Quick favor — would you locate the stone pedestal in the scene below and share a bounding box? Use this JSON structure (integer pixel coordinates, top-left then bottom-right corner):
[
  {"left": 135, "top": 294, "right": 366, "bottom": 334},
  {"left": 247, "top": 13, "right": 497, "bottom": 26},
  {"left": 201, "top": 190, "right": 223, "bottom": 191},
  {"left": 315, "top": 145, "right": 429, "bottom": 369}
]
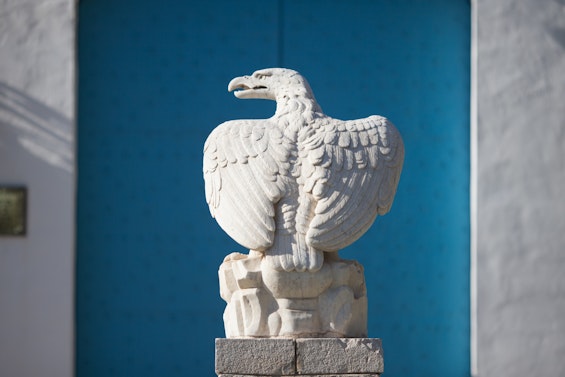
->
[
  {"left": 220, "top": 252, "right": 368, "bottom": 338},
  {"left": 215, "top": 338, "right": 384, "bottom": 377}
]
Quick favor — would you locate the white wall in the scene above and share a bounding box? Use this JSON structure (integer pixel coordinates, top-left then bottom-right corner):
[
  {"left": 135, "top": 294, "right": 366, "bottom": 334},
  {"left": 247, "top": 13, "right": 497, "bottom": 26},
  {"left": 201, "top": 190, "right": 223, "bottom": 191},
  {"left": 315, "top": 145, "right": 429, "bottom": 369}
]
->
[
  {"left": 0, "top": 1, "right": 76, "bottom": 376},
  {"left": 476, "top": 0, "right": 565, "bottom": 375}
]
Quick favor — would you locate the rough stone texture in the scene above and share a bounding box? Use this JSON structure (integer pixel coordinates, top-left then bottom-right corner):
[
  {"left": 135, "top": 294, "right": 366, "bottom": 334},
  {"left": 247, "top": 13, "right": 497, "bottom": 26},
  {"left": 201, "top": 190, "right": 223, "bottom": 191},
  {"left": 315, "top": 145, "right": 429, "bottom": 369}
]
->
[
  {"left": 215, "top": 338, "right": 295, "bottom": 376},
  {"left": 476, "top": 0, "right": 565, "bottom": 376},
  {"left": 216, "top": 338, "right": 383, "bottom": 376},
  {"left": 219, "top": 375, "right": 380, "bottom": 377},
  {"left": 296, "top": 338, "right": 383, "bottom": 374}
]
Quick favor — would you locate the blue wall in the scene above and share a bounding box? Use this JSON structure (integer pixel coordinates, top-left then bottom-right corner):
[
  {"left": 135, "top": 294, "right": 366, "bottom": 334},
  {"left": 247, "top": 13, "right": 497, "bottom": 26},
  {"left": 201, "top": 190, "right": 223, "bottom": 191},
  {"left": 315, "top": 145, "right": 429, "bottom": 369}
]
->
[{"left": 77, "top": 1, "right": 470, "bottom": 376}]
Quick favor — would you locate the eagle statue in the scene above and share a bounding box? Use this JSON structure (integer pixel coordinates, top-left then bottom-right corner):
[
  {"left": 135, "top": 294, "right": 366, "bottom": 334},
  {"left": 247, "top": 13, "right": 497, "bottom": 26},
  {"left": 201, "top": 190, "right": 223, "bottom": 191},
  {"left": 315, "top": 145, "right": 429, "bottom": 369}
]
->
[{"left": 204, "top": 68, "right": 404, "bottom": 273}]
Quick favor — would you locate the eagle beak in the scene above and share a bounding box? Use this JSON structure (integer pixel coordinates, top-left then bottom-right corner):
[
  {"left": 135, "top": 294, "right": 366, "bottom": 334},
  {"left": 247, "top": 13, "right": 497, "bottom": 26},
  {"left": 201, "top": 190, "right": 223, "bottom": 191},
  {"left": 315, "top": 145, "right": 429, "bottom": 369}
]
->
[{"left": 228, "top": 75, "right": 274, "bottom": 100}]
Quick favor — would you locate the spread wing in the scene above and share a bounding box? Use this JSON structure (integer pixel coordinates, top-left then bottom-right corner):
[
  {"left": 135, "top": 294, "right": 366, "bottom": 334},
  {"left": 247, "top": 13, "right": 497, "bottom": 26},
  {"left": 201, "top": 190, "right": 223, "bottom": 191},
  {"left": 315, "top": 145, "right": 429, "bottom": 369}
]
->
[
  {"left": 302, "top": 115, "right": 404, "bottom": 251},
  {"left": 203, "top": 119, "right": 290, "bottom": 250}
]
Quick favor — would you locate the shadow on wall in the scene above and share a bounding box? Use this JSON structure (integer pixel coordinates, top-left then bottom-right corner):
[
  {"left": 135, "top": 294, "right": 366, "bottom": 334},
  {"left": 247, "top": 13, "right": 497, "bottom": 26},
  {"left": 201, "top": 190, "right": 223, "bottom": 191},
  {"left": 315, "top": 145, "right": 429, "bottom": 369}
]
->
[{"left": 0, "top": 82, "right": 73, "bottom": 174}]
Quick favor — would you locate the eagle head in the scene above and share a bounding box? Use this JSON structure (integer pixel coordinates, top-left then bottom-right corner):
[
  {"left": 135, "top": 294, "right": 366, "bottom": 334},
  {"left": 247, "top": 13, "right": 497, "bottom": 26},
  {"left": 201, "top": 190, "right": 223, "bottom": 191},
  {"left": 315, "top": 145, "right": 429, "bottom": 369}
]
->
[{"left": 228, "top": 68, "right": 314, "bottom": 101}]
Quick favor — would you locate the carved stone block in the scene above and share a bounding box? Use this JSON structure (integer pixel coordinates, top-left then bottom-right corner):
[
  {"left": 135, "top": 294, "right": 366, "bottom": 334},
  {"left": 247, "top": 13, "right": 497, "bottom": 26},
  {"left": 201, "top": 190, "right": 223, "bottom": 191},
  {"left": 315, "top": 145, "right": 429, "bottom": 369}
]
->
[
  {"left": 219, "top": 253, "right": 368, "bottom": 338},
  {"left": 215, "top": 338, "right": 383, "bottom": 376},
  {"left": 296, "top": 338, "right": 384, "bottom": 374},
  {"left": 215, "top": 338, "right": 295, "bottom": 376},
  {"left": 219, "top": 375, "right": 380, "bottom": 377}
]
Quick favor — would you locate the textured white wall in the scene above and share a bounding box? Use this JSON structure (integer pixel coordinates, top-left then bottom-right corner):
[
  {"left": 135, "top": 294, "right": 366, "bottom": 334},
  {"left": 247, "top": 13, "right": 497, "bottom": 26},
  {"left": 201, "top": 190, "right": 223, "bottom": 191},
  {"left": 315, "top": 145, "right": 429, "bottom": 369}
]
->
[
  {"left": 0, "top": 1, "right": 75, "bottom": 376},
  {"left": 476, "top": 0, "right": 565, "bottom": 375}
]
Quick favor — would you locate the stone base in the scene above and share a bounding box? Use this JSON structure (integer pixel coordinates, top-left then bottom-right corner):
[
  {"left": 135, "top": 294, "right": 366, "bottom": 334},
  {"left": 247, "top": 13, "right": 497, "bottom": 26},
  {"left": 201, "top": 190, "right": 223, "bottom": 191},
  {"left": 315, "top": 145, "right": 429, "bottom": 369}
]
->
[
  {"left": 215, "top": 338, "right": 383, "bottom": 376},
  {"left": 220, "top": 252, "right": 368, "bottom": 338}
]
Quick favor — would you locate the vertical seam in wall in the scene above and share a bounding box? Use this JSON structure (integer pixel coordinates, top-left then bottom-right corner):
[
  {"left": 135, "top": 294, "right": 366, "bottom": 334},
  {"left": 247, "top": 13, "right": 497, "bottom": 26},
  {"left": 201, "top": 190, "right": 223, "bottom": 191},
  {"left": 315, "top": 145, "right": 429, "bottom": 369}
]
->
[
  {"left": 293, "top": 339, "right": 297, "bottom": 375},
  {"left": 470, "top": 0, "right": 479, "bottom": 376},
  {"left": 277, "top": 0, "right": 285, "bottom": 67}
]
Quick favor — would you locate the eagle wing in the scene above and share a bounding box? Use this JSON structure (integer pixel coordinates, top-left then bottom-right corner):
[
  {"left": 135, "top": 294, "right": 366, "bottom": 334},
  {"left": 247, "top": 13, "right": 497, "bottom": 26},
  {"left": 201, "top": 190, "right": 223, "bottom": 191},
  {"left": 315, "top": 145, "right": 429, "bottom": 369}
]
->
[
  {"left": 302, "top": 115, "right": 404, "bottom": 251},
  {"left": 203, "top": 119, "right": 290, "bottom": 250}
]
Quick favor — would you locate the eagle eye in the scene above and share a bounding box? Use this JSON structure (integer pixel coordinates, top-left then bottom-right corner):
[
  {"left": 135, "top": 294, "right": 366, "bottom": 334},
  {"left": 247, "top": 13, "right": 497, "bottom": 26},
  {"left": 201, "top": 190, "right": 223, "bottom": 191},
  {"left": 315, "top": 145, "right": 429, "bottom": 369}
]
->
[{"left": 254, "top": 72, "right": 272, "bottom": 79}]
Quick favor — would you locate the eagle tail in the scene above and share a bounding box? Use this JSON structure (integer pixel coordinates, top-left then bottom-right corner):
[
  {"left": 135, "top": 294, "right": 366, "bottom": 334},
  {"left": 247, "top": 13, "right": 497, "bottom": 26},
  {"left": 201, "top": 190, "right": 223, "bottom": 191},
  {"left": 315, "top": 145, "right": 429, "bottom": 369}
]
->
[{"left": 264, "top": 232, "right": 323, "bottom": 272}]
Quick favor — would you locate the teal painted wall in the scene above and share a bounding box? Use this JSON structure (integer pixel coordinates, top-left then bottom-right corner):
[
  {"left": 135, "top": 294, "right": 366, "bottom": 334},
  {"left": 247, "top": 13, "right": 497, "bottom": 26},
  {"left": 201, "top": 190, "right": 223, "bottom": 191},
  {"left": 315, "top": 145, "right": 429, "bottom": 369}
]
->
[{"left": 77, "top": 1, "right": 470, "bottom": 376}]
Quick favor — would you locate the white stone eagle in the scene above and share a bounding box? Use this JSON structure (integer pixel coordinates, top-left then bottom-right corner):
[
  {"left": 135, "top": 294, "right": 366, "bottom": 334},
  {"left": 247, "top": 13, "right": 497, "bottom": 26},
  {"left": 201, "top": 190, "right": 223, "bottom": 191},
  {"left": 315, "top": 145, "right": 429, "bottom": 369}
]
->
[{"left": 204, "top": 68, "right": 404, "bottom": 273}]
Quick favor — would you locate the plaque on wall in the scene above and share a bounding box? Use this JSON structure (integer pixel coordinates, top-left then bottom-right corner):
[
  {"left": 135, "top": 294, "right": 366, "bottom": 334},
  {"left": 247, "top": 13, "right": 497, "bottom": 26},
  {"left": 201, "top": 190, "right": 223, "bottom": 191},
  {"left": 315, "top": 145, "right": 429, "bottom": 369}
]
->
[{"left": 0, "top": 187, "right": 27, "bottom": 236}]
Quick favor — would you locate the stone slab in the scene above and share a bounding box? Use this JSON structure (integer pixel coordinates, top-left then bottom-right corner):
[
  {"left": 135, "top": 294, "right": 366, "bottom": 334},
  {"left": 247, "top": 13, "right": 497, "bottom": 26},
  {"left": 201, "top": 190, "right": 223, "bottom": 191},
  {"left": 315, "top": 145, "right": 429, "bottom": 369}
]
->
[
  {"left": 215, "top": 338, "right": 295, "bottom": 376},
  {"left": 296, "top": 338, "right": 384, "bottom": 374},
  {"left": 219, "top": 375, "right": 380, "bottom": 377}
]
